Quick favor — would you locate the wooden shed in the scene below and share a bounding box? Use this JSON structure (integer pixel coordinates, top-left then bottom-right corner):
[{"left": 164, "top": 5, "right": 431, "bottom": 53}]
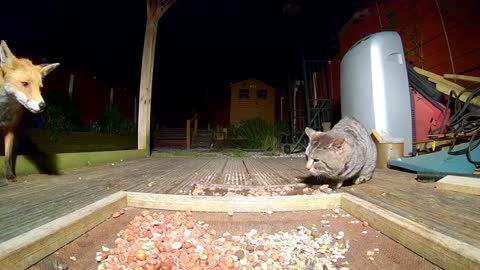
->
[{"left": 229, "top": 79, "right": 275, "bottom": 125}]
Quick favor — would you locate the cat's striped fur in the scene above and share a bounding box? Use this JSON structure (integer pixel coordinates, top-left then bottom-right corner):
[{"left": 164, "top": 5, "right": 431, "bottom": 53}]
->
[{"left": 305, "top": 116, "right": 377, "bottom": 189}]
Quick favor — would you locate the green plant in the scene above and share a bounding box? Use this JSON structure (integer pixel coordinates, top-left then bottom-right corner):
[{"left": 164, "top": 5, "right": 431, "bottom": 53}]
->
[
  {"left": 99, "top": 104, "right": 135, "bottom": 135},
  {"left": 235, "top": 118, "right": 288, "bottom": 152},
  {"left": 44, "top": 91, "right": 79, "bottom": 141}
]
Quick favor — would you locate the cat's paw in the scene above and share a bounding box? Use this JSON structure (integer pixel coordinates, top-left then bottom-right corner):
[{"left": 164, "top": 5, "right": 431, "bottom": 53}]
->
[
  {"left": 354, "top": 176, "right": 370, "bottom": 185},
  {"left": 335, "top": 181, "right": 344, "bottom": 189}
]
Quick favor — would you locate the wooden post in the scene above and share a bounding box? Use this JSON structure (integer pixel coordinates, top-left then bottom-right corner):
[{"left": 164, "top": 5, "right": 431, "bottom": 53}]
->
[
  {"left": 68, "top": 74, "right": 75, "bottom": 100},
  {"left": 186, "top": 119, "right": 191, "bottom": 150},
  {"left": 137, "top": 0, "right": 176, "bottom": 152},
  {"left": 134, "top": 97, "right": 138, "bottom": 124},
  {"left": 109, "top": 88, "right": 114, "bottom": 106},
  {"left": 194, "top": 117, "right": 198, "bottom": 136}
]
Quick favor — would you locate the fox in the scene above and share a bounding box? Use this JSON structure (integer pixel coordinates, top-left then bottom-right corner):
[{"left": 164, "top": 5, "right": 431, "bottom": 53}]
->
[{"left": 0, "top": 40, "right": 59, "bottom": 183}]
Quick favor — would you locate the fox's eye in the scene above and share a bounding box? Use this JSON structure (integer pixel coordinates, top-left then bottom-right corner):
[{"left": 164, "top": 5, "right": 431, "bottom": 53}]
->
[
  {"left": 313, "top": 158, "right": 320, "bottom": 162},
  {"left": 21, "top": 82, "right": 29, "bottom": 87}
]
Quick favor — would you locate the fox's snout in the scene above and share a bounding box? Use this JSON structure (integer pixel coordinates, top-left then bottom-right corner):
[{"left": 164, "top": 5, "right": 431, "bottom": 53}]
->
[
  {"left": 4, "top": 83, "right": 46, "bottom": 113},
  {"left": 25, "top": 100, "right": 46, "bottom": 114}
]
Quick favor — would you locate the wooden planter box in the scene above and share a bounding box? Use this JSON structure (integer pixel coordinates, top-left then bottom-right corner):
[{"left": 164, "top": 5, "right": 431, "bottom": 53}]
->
[{"left": 0, "top": 192, "right": 478, "bottom": 270}]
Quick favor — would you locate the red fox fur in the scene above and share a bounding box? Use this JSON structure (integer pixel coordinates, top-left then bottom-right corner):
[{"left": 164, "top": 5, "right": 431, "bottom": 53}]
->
[{"left": 0, "top": 40, "right": 59, "bottom": 182}]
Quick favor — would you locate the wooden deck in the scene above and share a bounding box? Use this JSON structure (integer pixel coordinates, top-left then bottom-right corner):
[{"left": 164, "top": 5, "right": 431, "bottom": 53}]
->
[{"left": 1, "top": 154, "right": 479, "bottom": 253}]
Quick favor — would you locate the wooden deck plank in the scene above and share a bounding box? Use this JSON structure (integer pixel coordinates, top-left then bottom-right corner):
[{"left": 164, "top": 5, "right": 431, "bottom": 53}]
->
[
  {"left": 341, "top": 193, "right": 480, "bottom": 270},
  {"left": 174, "top": 158, "right": 228, "bottom": 194},
  {"left": 243, "top": 159, "right": 289, "bottom": 185},
  {"left": 0, "top": 157, "right": 211, "bottom": 242},
  {"left": 436, "top": 175, "right": 480, "bottom": 195},
  {"left": 249, "top": 158, "right": 309, "bottom": 184},
  {"left": 222, "top": 159, "right": 252, "bottom": 185},
  {"left": 0, "top": 192, "right": 128, "bottom": 270},
  {"left": 344, "top": 168, "right": 480, "bottom": 248},
  {"left": 141, "top": 158, "right": 214, "bottom": 194}
]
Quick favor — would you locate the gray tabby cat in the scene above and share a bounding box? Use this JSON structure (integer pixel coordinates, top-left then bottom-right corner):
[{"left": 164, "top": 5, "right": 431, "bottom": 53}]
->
[{"left": 305, "top": 116, "right": 377, "bottom": 189}]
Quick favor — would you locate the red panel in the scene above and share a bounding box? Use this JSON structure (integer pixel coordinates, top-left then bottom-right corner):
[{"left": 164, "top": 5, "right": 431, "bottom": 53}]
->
[
  {"left": 331, "top": 0, "right": 480, "bottom": 109},
  {"left": 412, "top": 89, "right": 450, "bottom": 142}
]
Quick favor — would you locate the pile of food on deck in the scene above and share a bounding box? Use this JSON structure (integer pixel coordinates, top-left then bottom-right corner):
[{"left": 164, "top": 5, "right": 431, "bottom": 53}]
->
[{"left": 96, "top": 210, "right": 350, "bottom": 270}]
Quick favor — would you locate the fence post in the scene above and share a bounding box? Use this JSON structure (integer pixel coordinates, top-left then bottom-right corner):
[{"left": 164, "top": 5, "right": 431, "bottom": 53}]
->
[
  {"left": 186, "top": 119, "right": 191, "bottom": 150},
  {"left": 194, "top": 117, "right": 198, "bottom": 137}
]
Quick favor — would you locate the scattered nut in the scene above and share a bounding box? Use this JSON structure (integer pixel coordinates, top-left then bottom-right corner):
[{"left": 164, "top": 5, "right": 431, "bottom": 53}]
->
[
  {"left": 95, "top": 209, "right": 352, "bottom": 269},
  {"left": 135, "top": 249, "right": 147, "bottom": 261}
]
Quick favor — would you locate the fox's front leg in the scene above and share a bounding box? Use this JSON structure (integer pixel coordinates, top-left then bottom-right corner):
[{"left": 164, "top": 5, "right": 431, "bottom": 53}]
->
[{"left": 4, "top": 131, "right": 16, "bottom": 181}]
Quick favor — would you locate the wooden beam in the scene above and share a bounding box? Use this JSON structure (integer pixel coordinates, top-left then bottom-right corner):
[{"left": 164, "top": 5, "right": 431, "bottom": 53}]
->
[
  {"left": 0, "top": 192, "right": 127, "bottom": 269},
  {"left": 414, "top": 66, "right": 465, "bottom": 92},
  {"left": 436, "top": 175, "right": 480, "bottom": 195},
  {"left": 126, "top": 192, "right": 342, "bottom": 212},
  {"left": 435, "top": 82, "right": 480, "bottom": 107},
  {"left": 194, "top": 117, "right": 198, "bottom": 136},
  {"left": 341, "top": 193, "right": 480, "bottom": 270},
  {"left": 137, "top": 0, "right": 176, "bottom": 152},
  {"left": 413, "top": 65, "right": 480, "bottom": 107},
  {"left": 444, "top": 74, "right": 480, "bottom": 83}
]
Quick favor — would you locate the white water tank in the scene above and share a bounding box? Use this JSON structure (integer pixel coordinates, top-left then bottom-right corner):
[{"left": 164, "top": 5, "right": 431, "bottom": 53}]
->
[{"left": 340, "top": 31, "right": 413, "bottom": 156}]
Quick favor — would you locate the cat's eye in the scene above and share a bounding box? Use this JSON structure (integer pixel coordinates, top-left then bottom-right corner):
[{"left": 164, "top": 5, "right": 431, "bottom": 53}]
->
[
  {"left": 313, "top": 158, "right": 320, "bottom": 162},
  {"left": 22, "top": 81, "right": 29, "bottom": 87}
]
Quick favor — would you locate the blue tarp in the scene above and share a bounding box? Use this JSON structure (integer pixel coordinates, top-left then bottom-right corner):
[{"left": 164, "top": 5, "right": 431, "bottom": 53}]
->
[{"left": 387, "top": 143, "right": 479, "bottom": 174}]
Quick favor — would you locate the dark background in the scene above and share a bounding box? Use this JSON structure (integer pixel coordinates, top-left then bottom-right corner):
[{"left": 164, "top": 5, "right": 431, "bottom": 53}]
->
[{"left": 0, "top": 0, "right": 365, "bottom": 124}]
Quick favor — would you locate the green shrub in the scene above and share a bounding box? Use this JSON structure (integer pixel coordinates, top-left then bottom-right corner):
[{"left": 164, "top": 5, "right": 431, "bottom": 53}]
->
[
  {"left": 235, "top": 118, "right": 288, "bottom": 152},
  {"left": 44, "top": 91, "right": 80, "bottom": 141},
  {"left": 98, "top": 104, "right": 135, "bottom": 135}
]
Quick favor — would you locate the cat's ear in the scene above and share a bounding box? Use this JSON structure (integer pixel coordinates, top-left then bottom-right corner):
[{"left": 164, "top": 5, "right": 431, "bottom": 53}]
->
[
  {"left": 305, "top": 127, "right": 321, "bottom": 140},
  {"left": 331, "top": 138, "right": 345, "bottom": 149}
]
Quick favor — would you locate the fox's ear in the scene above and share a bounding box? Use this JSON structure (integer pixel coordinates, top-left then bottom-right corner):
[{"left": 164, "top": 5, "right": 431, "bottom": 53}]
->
[
  {"left": 0, "top": 40, "right": 15, "bottom": 65},
  {"left": 40, "top": 63, "right": 60, "bottom": 77}
]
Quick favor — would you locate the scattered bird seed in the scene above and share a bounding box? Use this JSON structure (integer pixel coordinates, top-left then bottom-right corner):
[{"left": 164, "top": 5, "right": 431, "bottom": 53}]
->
[{"left": 96, "top": 210, "right": 351, "bottom": 269}]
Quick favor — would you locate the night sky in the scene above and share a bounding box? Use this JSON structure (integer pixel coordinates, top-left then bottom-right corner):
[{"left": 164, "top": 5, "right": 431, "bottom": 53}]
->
[{"left": 1, "top": 0, "right": 363, "bottom": 121}]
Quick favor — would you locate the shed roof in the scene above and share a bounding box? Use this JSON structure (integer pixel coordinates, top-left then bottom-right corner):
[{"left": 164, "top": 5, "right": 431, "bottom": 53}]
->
[{"left": 230, "top": 79, "right": 273, "bottom": 88}]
